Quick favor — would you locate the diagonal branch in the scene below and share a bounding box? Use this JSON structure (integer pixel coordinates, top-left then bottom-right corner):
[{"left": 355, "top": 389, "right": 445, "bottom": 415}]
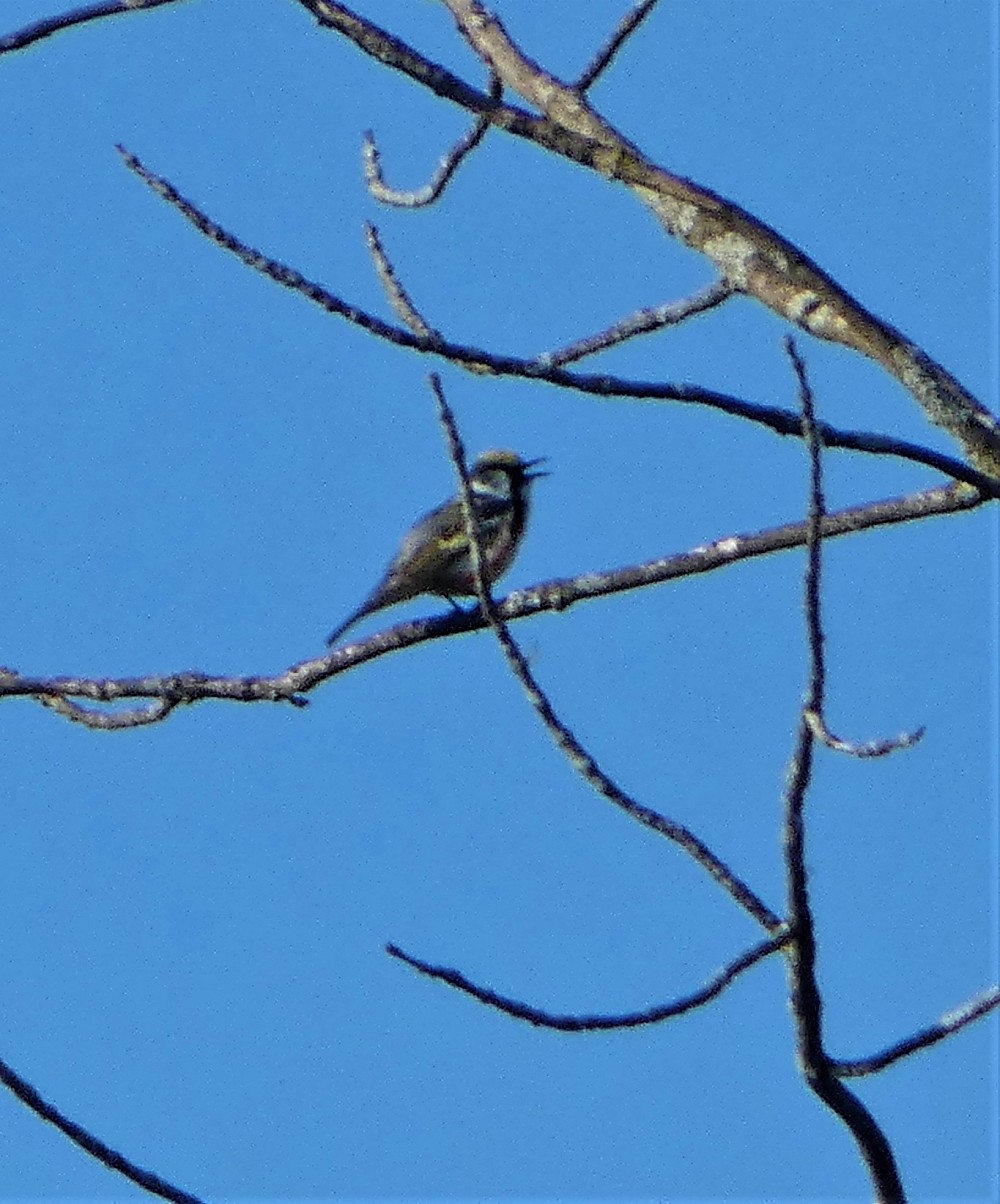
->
[
  {"left": 293, "top": 0, "right": 1000, "bottom": 476},
  {"left": 433, "top": 373, "right": 783, "bottom": 934},
  {"left": 438, "top": 0, "right": 1000, "bottom": 477},
  {"left": 0, "top": 1052, "right": 205, "bottom": 1204},
  {"left": 364, "top": 222, "right": 440, "bottom": 338},
  {"left": 114, "top": 146, "right": 1000, "bottom": 497},
  {"left": 575, "top": 0, "right": 662, "bottom": 93},
  {"left": 833, "top": 986, "right": 1000, "bottom": 1077},
  {"left": 0, "top": 480, "right": 985, "bottom": 728},
  {"left": 537, "top": 279, "right": 734, "bottom": 367},
  {"left": 0, "top": 0, "right": 187, "bottom": 54}
]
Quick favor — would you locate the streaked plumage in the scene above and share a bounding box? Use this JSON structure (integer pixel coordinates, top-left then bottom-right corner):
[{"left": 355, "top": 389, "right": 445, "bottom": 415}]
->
[{"left": 326, "top": 449, "right": 546, "bottom": 646}]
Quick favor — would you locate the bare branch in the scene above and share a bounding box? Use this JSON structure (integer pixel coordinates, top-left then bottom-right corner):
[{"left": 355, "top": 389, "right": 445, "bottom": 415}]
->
[
  {"left": 575, "top": 0, "right": 662, "bottom": 93},
  {"left": 537, "top": 280, "right": 734, "bottom": 367},
  {"left": 0, "top": 481, "right": 985, "bottom": 727},
  {"left": 0, "top": 0, "right": 186, "bottom": 54},
  {"left": 0, "top": 1054, "right": 204, "bottom": 1204},
  {"left": 362, "top": 73, "right": 501, "bottom": 207},
  {"left": 781, "top": 341, "right": 905, "bottom": 1203},
  {"left": 387, "top": 934, "right": 786, "bottom": 1031},
  {"left": 439, "top": 0, "right": 1000, "bottom": 476},
  {"left": 833, "top": 987, "right": 1000, "bottom": 1077},
  {"left": 433, "top": 374, "right": 783, "bottom": 935},
  {"left": 788, "top": 337, "right": 928, "bottom": 758},
  {"left": 114, "top": 146, "right": 1000, "bottom": 496},
  {"left": 364, "top": 222, "right": 440, "bottom": 338},
  {"left": 297, "top": 0, "right": 1000, "bottom": 474}
]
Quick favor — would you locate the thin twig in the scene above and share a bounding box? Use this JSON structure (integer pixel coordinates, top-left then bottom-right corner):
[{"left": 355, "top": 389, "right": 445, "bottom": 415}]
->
[
  {"left": 0, "top": 0, "right": 186, "bottom": 54},
  {"left": 0, "top": 1054, "right": 205, "bottom": 1204},
  {"left": 782, "top": 339, "right": 905, "bottom": 1203},
  {"left": 786, "top": 335, "right": 927, "bottom": 758},
  {"left": 38, "top": 694, "right": 180, "bottom": 729},
  {"left": 431, "top": 374, "right": 783, "bottom": 935},
  {"left": 387, "top": 934, "right": 787, "bottom": 1031},
  {"left": 833, "top": 986, "right": 1000, "bottom": 1077},
  {"left": 362, "top": 73, "right": 501, "bottom": 207},
  {"left": 575, "top": 0, "right": 662, "bottom": 92},
  {"left": 114, "top": 145, "right": 1000, "bottom": 496},
  {"left": 804, "top": 710, "right": 925, "bottom": 758},
  {"left": 537, "top": 280, "right": 734, "bottom": 367},
  {"left": 364, "top": 222, "right": 440, "bottom": 338}
]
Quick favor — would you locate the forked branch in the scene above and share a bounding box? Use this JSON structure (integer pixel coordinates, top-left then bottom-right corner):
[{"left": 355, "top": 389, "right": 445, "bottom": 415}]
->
[
  {"left": 114, "top": 146, "right": 1000, "bottom": 496},
  {"left": 782, "top": 343, "right": 904, "bottom": 1202},
  {"left": 293, "top": 0, "right": 1000, "bottom": 476}
]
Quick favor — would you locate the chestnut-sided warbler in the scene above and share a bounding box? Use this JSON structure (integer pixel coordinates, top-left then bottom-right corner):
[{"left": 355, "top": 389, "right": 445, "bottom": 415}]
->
[{"left": 325, "top": 449, "right": 547, "bottom": 646}]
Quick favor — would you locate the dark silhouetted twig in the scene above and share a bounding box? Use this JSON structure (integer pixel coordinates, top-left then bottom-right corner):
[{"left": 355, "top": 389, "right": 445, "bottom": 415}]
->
[
  {"left": 781, "top": 339, "right": 905, "bottom": 1202},
  {"left": 0, "top": 0, "right": 185, "bottom": 54},
  {"left": 575, "top": 0, "right": 662, "bottom": 92},
  {"left": 432, "top": 373, "right": 784, "bottom": 935},
  {"left": 0, "top": 1053, "right": 205, "bottom": 1204},
  {"left": 833, "top": 987, "right": 1000, "bottom": 1077},
  {"left": 387, "top": 934, "right": 787, "bottom": 1030}
]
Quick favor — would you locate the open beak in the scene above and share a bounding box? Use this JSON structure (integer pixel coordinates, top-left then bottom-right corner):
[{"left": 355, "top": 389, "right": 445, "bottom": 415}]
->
[{"left": 524, "top": 456, "right": 549, "bottom": 479}]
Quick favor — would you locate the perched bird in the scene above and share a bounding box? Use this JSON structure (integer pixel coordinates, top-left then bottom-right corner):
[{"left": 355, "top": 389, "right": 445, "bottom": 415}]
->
[{"left": 326, "top": 449, "right": 547, "bottom": 646}]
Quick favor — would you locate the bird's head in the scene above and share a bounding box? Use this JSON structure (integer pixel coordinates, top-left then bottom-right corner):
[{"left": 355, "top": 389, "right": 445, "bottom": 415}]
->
[{"left": 471, "top": 449, "right": 548, "bottom": 497}]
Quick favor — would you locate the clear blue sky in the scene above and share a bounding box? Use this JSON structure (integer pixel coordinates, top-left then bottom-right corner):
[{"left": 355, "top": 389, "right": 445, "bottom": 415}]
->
[{"left": 0, "top": 1, "right": 996, "bottom": 1200}]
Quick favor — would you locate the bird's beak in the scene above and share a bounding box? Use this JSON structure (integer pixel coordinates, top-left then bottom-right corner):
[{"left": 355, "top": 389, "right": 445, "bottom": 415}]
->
[{"left": 524, "top": 456, "right": 549, "bottom": 479}]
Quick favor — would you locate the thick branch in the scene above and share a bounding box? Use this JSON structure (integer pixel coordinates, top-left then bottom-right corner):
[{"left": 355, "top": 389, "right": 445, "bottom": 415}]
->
[{"left": 294, "top": 0, "right": 1000, "bottom": 475}]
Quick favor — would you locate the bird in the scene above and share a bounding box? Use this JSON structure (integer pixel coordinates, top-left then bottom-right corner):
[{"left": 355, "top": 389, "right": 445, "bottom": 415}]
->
[{"left": 325, "top": 449, "right": 547, "bottom": 647}]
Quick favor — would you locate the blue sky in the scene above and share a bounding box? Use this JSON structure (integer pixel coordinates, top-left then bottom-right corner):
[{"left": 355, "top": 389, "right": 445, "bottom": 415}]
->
[{"left": 0, "top": 1, "right": 997, "bottom": 1200}]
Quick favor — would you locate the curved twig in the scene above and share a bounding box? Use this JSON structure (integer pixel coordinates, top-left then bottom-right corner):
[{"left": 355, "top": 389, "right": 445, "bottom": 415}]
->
[
  {"left": 787, "top": 338, "right": 927, "bottom": 759},
  {"left": 362, "top": 72, "right": 501, "bottom": 207},
  {"left": 387, "top": 934, "right": 787, "bottom": 1031},
  {"left": 0, "top": 0, "right": 187, "bottom": 54},
  {"left": 38, "top": 693, "right": 181, "bottom": 729}
]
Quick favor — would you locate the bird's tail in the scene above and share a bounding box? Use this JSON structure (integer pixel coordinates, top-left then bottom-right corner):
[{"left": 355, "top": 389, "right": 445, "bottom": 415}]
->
[{"left": 325, "top": 605, "right": 370, "bottom": 647}]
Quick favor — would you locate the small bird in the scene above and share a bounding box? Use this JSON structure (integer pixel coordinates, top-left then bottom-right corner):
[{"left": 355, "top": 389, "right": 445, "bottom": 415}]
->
[{"left": 326, "top": 449, "right": 547, "bottom": 646}]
